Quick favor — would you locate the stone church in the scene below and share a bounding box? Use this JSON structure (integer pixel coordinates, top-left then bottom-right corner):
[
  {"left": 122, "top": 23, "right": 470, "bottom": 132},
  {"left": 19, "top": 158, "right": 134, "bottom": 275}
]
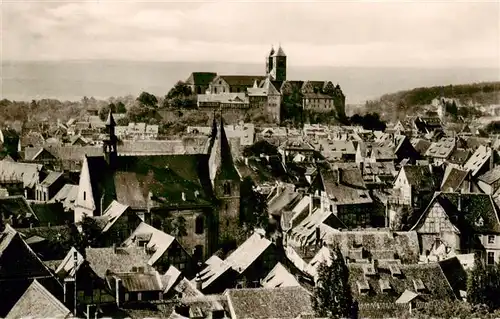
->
[{"left": 74, "top": 111, "right": 241, "bottom": 260}]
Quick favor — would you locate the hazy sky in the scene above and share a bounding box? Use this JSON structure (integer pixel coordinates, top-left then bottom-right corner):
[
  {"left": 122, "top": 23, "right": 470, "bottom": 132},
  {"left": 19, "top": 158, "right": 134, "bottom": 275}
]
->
[{"left": 3, "top": 0, "right": 500, "bottom": 68}]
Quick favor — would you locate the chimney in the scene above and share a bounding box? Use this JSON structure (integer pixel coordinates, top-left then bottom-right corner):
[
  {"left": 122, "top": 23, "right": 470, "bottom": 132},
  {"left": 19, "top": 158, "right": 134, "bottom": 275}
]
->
[
  {"left": 337, "top": 168, "right": 342, "bottom": 184},
  {"left": 182, "top": 192, "right": 186, "bottom": 201},
  {"left": 115, "top": 277, "right": 121, "bottom": 307},
  {"left": 112, "top": 243, "right": 117, "bottom": 254},
  {"left": 244, "top": 157, "right": 249, "bottom": 166},
  {"left": 457, "top": 192, "right": 462, "bottom": 213},
  {"left": 428, "top": 164, "right": 433, "bottom": 175},
  {"left": 490, "top": 147, "right": 495, "bottom": 171}
]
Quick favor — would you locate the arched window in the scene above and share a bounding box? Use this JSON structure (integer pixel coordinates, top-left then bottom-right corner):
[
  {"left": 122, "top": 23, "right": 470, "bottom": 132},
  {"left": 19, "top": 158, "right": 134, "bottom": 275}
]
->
[{"left": 195, "top": 215, "right": 204, "bottom": 234}]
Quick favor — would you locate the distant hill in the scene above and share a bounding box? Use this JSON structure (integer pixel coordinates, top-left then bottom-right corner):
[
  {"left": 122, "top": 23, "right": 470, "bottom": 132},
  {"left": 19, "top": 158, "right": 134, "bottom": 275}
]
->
[{"left": 365, "top": 81, "right": 500, "bottom": 121}]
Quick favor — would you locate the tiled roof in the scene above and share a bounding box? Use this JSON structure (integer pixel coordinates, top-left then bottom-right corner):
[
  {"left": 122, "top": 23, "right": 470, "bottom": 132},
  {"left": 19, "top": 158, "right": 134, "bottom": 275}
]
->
[
  {"left": 161, "top": 265, "right": 182, "bottom": 294},
  {"left": 261, "top": 262, "right": 301, "bottom": 288},
  {"left": 225, "top": 231, "right": 272, "bottom": 274},
  {"left": 30, "top": 202, "right": 70, "bottom": 226},
  {"left": 97, "top": 200, "right": 129, "bottom": 233},
  {"left": 123, "top": 222, "right": 176, "bottom": 266},
  {"left": 323, "top": 230, "right": 420, "bottom": 264},
  {"left": 40, "top": 171, "right": 64, "bottom": 187},
  {"left": 289, "top": 208, "right": 343, "bottom": 246},
  {"left": 402, "top": 165, "right": 438, "bottom": 190},
  {"left": 51, "top": 184, "right": 78, "bottom": 211},
  {"left": 186, "top": 72, "right": 218, "bottom": 86},
  {"left": 348, "top": 262, "right": 456, "bottom": 303},
  {"left": 0, "top": 195, "right": 36, "bottom": 222},
  {"left": 218, "top": 75, "right": 266, "bottom": 87},
  {"left": 411, "top": 139, "right": 432, "bottom": 155},
  {"left": 425, "top": 137, "right": 455, "bottom": 159},
  {"left": 112, "top": 271, "right": 162, "bottom": 292},
  {"left": 85, "top": 246, "right": 151, "bottom": 278},
  {"left": 319, "top": 168, "right": 372, "bottom": 205},
  {"left": 0, "top": 160, "right": 43, "bottom": 188},
  {"left": 5, "top": 279, "right": 71, "bottom": 319},
  {"left": 441, "top": 167, "right": 469, "bottom": 192},
  {"left": 55, "top": 247, "right": 85, "bottom": 278},
  {"left": 268, "top": 188, "right": 301, "bottom": 216},
  {"left": 198, "top": 93, "right": 249, "bottom": 104},
  {"left": 447, "top": 148, "right": 471, "bottom": 165},
  {"left": 412, "top": 192, "right": 500, "bottom": 234},
  {"left": 464, "top": 145, "right": 492, "bottom": 176},
  {"left": 225, "top": 286, "right": 313, "bottom": 319},
  {"left": 478, "top": 166, "right": 500, "bottom": 184}
]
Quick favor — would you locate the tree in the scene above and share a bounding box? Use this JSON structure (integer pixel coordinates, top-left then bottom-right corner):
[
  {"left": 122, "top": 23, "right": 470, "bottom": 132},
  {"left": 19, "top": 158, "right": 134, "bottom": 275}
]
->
[
  {"left": 77, "top": 215, "right": 102, "bottom": 249},
  {"left": 467, "top": 255, "right": 500, "bottom": 310},
  {"left": 116, "top": 101, "right": 127, "bottom": 113},
  {"left": 165, "top": 81, "right": 196, "bottom": 108},
  {"left": 239, "top": 177, "right": 268, "bottom": 233},
  {"left": 137, "top": 91, "right": 158, "bottom": 108},
  {"left": 312, "top": 246, "right": 353, "bottom": 318},
  {"left": 98, "top": 104, "right": 110, "bottom": 121}
]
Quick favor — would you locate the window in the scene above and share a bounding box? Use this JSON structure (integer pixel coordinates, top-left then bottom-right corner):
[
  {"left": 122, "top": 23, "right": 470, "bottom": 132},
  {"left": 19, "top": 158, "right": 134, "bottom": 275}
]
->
[
  {"left": 137, "top": 292, "right": 142, "bottom": 301},
  {"left": 83, "top": 191, "right": 86, "bottom": 201},
  {"left": 488, "top": 235, "right": 495, "bottom": 244},
  {"left": 194, "top": 245, "right": 203, "bottom": 261},
  {"left": 488, "top": 252, "right": 495, "bottom": 265},
  {"left": 195, "top": 215, "right": 204, "bottom": 234},
  {"left": 223, "top": 182, "right": 231, "bottom": 195}
]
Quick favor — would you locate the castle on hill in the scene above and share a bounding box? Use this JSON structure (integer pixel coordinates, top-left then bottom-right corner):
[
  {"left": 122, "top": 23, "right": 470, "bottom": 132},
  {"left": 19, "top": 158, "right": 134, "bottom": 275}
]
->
[{"left": 185, "top": 45, "right": 346, "bottom": 124}]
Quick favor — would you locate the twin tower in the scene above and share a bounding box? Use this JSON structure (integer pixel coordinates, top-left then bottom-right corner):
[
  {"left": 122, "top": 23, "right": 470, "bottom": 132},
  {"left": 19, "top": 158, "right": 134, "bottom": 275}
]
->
[{"left": 265, "top": 45, "right": 287, "bottom": 82}]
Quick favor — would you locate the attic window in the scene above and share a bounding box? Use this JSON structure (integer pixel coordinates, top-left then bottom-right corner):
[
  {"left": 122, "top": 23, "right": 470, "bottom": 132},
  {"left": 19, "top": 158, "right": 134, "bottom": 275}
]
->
[
  {"left": 357, "top": 280, "right": 370, "bottom": 294},
  {"left": 413, "top": 278, "right": 426, "bottom": 292},
  {"left": 379, "top": 279, "right": 392, "bottom": 292},
  {"left": 363, "top": 264, "right": 377, "bottom": 276},
  {"left": 389, "top": 264, "right": 402, "bottom": 277}
]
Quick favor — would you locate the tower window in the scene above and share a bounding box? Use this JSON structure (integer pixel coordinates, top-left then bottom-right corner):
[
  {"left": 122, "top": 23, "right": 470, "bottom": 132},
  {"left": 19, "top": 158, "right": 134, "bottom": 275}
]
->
[
  {"left": 195, "top": 215, "right": 204, "bottom": 234},
  {"left": 83, "top": 191, "right": 86, "bottom": 201},
  {"left": 223, "top": 182, "right": 231, "bottom": 195}
]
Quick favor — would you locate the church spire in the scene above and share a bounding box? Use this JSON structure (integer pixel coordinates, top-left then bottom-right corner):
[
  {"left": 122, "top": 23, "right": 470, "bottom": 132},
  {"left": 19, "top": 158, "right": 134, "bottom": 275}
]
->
[
  {"left": 103, "top": 109, "right": 117, "bottom": 167},
  {"left": 208, "top": 114, "right": 239, "bottom": 184}
]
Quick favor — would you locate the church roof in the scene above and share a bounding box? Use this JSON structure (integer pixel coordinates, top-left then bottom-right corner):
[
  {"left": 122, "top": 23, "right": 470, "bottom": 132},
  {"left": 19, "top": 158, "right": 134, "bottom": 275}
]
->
[
  {"left": 105, "top": 110, "right": 116, "bottom": 126},
  {"left": 273, "top": 46, "right": 286, "bottom": 57},
  {"left": 268, "top": 46, "right": 275, "bottom": 57},
  {"left": 208, "top": 118, "right": 240, "bottom": 182}
]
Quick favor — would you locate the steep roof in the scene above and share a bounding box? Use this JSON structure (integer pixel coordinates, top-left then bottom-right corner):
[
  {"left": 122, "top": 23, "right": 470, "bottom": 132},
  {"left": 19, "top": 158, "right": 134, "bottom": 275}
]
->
[
  {"left": 225, "top": 231, "right": 273, "bottom": 274},
  {"left": 412, "top": 192, "right": 500, "bottom": 234},
  {"left": 441, "top": 167, "right": 469, "bottom": 192},
  {"left": 96, "top": 200, "right": 130, "bottom": 233},
  {"left": 111, "top": 271, "right": 162, "bottom": 292},
  {"left": 478, "top": 166, "right": 500, "bottom": 184},
  {"left": 425, "top": 137, "right": 455, "bottom": 159},
  {"left": 123, "top": 222, "right": 176, "bottom": 266},
  {"left": 40, "top": 171, "right": 63, "bottom": 187},
  {"left": 105, "top": 110, "right": 116, "bottom": 126},
  {"left": 464, "top": 145, "right": 492, "bottom": 177},
  {"left": 447, "top": 148, "right": 471, "bottom": 165},
  {"left": 402, "top": 165, "right": 438, "bottom": 190},
  {"left": 208, "top": 119, "right": 240, "bottom": 182},
  {"left": 0, "top": 195, "right": 36, "bottom": 222},
  {"left": 186, "top": 72, "right": 218, "bottom": 86},
  {"left": 0, "top": 160, "right": 43, "bottom": 188},
  {"left": 225, "top": 286, "right": 313, "bottom": 319},
  {"left": 261, "top": 262, "right": 301, "bottom": 289},
  {"left": 6, "top": 279, "right": 71, "bottom": 319},
  {"left": 85, "top": 246, "right": 151, "bottom": 278}
]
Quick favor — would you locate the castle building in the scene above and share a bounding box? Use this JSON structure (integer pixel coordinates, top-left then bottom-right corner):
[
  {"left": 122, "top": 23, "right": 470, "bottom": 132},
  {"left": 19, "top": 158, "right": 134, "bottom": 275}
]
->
[
  {"left": 74, "top": 110, "right": 241, "bottom": 260},
  {"left": 187, "top": 44, "right": 346, "bottom": 124}
]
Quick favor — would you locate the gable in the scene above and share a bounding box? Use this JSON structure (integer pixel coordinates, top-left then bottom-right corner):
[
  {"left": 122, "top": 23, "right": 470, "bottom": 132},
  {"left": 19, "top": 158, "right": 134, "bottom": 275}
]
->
[
  {"left": 33, "top": 148, "right": 57, "bottom": 161},
  {"left": 417, "top": 201, "right": 459, "bottom": 234}
]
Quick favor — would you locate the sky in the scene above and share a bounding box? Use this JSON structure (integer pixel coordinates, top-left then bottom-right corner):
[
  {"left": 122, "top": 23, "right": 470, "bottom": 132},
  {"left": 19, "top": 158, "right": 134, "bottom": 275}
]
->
[{"left": 2, "top": 0, "right": 500, "bottom": 68}]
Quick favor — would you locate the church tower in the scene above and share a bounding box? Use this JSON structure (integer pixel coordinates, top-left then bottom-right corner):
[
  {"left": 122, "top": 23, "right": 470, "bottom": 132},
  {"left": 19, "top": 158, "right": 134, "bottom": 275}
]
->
[
  {"left": 266, "top": 46, "right": 275, "bottom": 76},
  {"left": 272, "top": 45, "right": 287, "bottom": 81},
  {"left": 208, "top": 115, "right": 241, "bottom": 244},
  {"left": 103, "top": 110, "right": 117, "bottom": 168}
]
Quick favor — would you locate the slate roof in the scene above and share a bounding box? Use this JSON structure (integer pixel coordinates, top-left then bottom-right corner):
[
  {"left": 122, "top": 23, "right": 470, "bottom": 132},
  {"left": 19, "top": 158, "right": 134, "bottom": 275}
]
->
[
  {"left": 123, "top": 222, "right": 176, "bottom": 266},
  {"left": 348, "top": 261, "right": 456, "bottom": 303},
  {"left": 225, "top": 286, "right": 313, "bottom": 319},
  {"left": 85, "top": 246, "right": 151, "bottom": 278},
  {"left": 412, "top": 192, "right": 500, "bottom": 234},
  {"left": 186, "top": 72, "right": 218, "bottom": 86},
  {"left": 441, "top": 167, "right": 469, "bottom": 192},
  {"left": 5, "top": 279, "right": 71, "bottom": 319}
]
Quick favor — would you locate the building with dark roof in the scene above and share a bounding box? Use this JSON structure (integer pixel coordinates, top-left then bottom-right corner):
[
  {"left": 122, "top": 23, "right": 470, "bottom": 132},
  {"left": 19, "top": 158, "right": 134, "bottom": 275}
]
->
[
  {"left": 75, "top": 111, "right": 241, "bottom": 259},
  {"left": 186, "top": 72, "right": 218, "bottom": 95}
]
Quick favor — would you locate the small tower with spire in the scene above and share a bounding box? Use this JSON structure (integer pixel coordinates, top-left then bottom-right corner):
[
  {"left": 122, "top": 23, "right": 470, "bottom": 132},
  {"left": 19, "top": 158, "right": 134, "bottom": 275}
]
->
[
  {"left": 103, "top": 109, "right": 117, "bottom": 167},
  {"left": 208, "top": 112, "right": 241, "bottom": 244},
  {"left": 272, "top": 44, "right": 287, "bottom": 82}
]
